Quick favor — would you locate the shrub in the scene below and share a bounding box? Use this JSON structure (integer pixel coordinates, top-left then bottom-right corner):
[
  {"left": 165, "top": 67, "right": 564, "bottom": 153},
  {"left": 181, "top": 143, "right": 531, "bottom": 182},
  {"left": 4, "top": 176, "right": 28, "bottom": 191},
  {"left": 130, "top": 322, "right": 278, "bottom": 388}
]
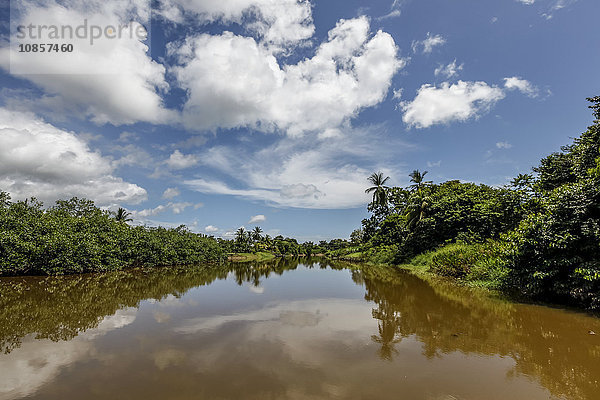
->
[
  {"left": 428, "top": 243, "right": 483, "bottom": 278},
  {"left": 424, "top": 241, "right": 511, "bottom": 286},
  {"left": 364, "top": 245, "right": 399, "bottom": 265}
]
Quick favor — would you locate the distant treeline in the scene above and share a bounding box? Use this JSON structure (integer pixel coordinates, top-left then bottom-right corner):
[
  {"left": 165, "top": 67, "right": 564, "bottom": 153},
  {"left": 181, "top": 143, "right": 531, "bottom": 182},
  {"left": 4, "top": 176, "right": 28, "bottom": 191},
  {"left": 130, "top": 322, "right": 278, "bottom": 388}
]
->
[
  {"left": 222, "top": 225, "right": 352, "bottom": 257},
  {"left": 338, "top": 96, "right": 600, "bottom": 310}
]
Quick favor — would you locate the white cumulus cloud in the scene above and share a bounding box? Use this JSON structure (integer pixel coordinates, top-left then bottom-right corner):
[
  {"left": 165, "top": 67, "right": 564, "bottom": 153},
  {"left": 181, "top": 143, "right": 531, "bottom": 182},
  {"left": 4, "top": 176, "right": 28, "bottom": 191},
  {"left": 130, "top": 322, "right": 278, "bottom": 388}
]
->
[
  {"left": 0, "top": 108, "right": 147, "bottom": 206},
  {"left": 165, "top": 150, "right": 199, "bottom": 170},
  {"left": 402, "top": 80, "right": 506, "bottom": 129},
  {"left": 170, "top": 16, "right": 404, "bottom": 136},
  {"left": 1, "top": 0, "right": 173, "bottom": 125},
  {"left": 504, "top": 76, "right": 539, "bottom": 98},
  {"left": 204, "top": 225, "right": 219, "bottom": 233}
]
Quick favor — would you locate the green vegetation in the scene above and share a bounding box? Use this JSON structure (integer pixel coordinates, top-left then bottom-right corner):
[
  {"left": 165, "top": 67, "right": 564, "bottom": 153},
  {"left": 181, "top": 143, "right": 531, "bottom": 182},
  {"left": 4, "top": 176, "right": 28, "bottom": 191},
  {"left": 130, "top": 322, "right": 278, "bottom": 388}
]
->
[
  {"left": 0, "top": 196, "right": 225, "bottom": 275},
  {"left": 339, "top": 96, "right": 600, "bottom": 310},
  {"left": 223, "top": 226, "right": 354, "bottom": 258},
  {"left": 0, "top": 193, "right": 346, "bottom": 275}
]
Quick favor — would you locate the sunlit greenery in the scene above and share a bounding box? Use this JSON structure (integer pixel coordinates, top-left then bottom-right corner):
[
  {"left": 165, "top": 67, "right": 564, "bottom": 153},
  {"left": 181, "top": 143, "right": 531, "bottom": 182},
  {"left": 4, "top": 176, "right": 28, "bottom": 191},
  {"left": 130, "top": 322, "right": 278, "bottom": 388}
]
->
[
  {"left": 0, "top": 196, "right": 225, "bottom": 275},
  {"left": 0, "top": 192, "right": 353, "bottom": 275},
  {"left": 345, "top": 96, "right": 600, "bottom": 309}
]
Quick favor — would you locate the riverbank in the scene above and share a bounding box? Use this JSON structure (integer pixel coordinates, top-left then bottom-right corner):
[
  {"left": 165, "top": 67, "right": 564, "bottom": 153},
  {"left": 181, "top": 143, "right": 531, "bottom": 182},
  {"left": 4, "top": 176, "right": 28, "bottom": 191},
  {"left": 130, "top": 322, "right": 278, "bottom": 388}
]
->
[
  {"left": 327, "top": 242, "right": 599, "bottom": 312},
  {"left": 227, "top": 252, "right": 277, "bottom": 262},
  {"left": 330, "top": 244, "right": 509, "bottom": 288}
]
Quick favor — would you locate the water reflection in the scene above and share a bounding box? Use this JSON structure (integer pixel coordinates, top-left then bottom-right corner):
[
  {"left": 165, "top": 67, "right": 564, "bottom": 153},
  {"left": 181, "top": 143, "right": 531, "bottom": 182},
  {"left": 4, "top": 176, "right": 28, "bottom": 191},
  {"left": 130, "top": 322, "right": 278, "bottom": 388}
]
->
[
  {"left": 0, "top": 258, "right": 599, "bottom": 400},
  {"left": 354, "top": 265, "right": 600, "bottom": 399},
  {"left": 0, "top": 307, "right": 138, "bottom": 399}
]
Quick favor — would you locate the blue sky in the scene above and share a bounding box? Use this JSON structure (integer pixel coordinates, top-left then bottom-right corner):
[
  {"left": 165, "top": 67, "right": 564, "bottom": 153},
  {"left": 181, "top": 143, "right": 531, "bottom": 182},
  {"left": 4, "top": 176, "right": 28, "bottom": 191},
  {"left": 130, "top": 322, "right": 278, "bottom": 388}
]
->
[{"left": 0, "top": 0, "right": 598, "bottom": 241}]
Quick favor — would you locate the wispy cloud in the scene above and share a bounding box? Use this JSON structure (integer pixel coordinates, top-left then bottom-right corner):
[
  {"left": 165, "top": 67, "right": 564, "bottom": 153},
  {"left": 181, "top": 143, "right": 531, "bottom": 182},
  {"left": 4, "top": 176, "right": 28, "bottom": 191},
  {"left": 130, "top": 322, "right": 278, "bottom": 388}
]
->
[
  {"left": 515, "top": 0, "right": 580, "bottom": 19},
  {"left": 412, "top": 32, "right": 446, "bottom": 54},
  {"left": 165, "top": 150, "right": 199, "bottom": 170},
  {"left": 248, "top": 215, "right": 267, "bottom": 224},
  {"left": 496, "top": 141, "right": 513, "bottom": 149},
  {"left": 162, "top": 187, "right": 180, "bottom": 199},
  {"left": 377, "top": 0, "right": 403, "bottom": 20},
  {"left": 184, "top": 125, "right": 410, "bottom": 209},
  {"left": 434, "top": 60, "right": 464, "bottom": 79},
  {"left": 132, "top": 202, "right": 202, "bottom": 218}
]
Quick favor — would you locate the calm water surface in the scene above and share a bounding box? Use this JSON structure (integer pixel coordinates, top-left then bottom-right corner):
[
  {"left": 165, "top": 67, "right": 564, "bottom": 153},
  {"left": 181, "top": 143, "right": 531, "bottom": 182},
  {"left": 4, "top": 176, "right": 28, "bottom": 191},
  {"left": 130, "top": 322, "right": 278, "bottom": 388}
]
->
[{"left": 1, "top": 258, "right": 599, "bottom": 400}]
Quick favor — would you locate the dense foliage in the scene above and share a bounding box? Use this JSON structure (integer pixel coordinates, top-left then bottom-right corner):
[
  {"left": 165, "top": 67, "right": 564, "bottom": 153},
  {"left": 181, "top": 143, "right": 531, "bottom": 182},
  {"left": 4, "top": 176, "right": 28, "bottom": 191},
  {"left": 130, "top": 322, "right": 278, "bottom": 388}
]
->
[
  {"left": 0, "top": 193, "right": 340, "bottom": 275},
  {"left": 366, "top": 181, "right": 524, "bottom": 261},
  {"left": 0, "top": 196, "right": 225, "bottom": 275},
  {"left": 348, "top": 96, "right": 600, "bottom": 309},
  {"left": 499, "top": 96, "right": 600, "bottom": 308}
]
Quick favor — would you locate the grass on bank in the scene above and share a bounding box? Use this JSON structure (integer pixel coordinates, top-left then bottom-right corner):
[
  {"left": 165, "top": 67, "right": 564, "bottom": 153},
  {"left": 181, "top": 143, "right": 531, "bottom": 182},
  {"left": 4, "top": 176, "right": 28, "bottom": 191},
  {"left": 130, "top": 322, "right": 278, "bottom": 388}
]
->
[
  {"left": 328, "top": 241, "right": 510, "bottom": 291},
  {"left": 228, "top": 252, "right": 277, "bottom": 262}
]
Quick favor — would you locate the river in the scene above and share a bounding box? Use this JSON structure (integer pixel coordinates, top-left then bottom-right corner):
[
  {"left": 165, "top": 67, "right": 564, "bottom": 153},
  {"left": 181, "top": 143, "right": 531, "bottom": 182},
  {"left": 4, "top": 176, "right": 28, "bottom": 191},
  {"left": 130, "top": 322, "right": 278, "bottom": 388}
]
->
[{"left": 1, "top": 258, "right": 599, "bottom": 399}]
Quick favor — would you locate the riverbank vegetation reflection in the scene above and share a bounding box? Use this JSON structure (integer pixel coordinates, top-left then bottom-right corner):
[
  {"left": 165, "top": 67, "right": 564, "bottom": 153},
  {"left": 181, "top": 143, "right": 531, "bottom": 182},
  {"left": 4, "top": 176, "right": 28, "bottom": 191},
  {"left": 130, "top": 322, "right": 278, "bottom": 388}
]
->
[{"left": 1, "top": 259, "right": 599, "bottom": 399}]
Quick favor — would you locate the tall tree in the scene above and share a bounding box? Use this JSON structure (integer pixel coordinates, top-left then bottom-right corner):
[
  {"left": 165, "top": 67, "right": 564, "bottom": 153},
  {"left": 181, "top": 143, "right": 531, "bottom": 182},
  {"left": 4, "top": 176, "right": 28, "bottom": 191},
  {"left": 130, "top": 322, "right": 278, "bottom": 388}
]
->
[
  {"left": 405, "top": 170, "right": 432, "bottom": 228},
  {"left": 251, "top": 226, "right": 263, "bottom": 242},
  {"left": 235, "top": 227, "right": 246, "bottom": 243},
  {"left": 409, "top": 170, "right": 431, "bottom": 193},
  {"left": 113, "top": 207, "right": 132, "bottom": 223},
  {"left": 0, "top": 191, "right": 10, "bottom": 208},
  {"left": 366, "top": 172, "right": 391, "bottom": 208},
  {"left": 405, "top": 194, "right": 430, "bottom": 229}
]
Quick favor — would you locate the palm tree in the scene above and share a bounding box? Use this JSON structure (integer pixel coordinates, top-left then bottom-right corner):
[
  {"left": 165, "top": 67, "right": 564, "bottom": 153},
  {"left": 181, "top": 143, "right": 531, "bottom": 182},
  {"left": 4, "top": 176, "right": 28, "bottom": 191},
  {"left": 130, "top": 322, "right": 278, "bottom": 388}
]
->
[
  {"left": 371, "top": 308, "right": 402, "bottom": 361},
  {"left": 365, "top": 172, "right": 391, "bottom": 208},
  {"left": 409, "top": 169, "right": 431, "bottom": 193},
  {"left": 263, "top": 234, "right": 273, "bottom": 251},
  {"left": 113, "top": 207, "right": 132, "bottom": 223},
  {"left": 405, "top": 193, "right": 430, "bottom": 228},
  {"left": 235, "top": 227, "right": 246, "bottom": 243},
  {"left": 252, "top": 226, "right": 263, "bottom": 242}
]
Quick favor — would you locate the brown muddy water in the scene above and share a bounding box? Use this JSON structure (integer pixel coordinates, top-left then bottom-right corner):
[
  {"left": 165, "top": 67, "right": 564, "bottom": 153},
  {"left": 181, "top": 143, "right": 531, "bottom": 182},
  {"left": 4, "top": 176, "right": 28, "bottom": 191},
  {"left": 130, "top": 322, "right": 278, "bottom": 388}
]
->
[{"left": 1, "top": 258, "right": 599, "bottom": 400}]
